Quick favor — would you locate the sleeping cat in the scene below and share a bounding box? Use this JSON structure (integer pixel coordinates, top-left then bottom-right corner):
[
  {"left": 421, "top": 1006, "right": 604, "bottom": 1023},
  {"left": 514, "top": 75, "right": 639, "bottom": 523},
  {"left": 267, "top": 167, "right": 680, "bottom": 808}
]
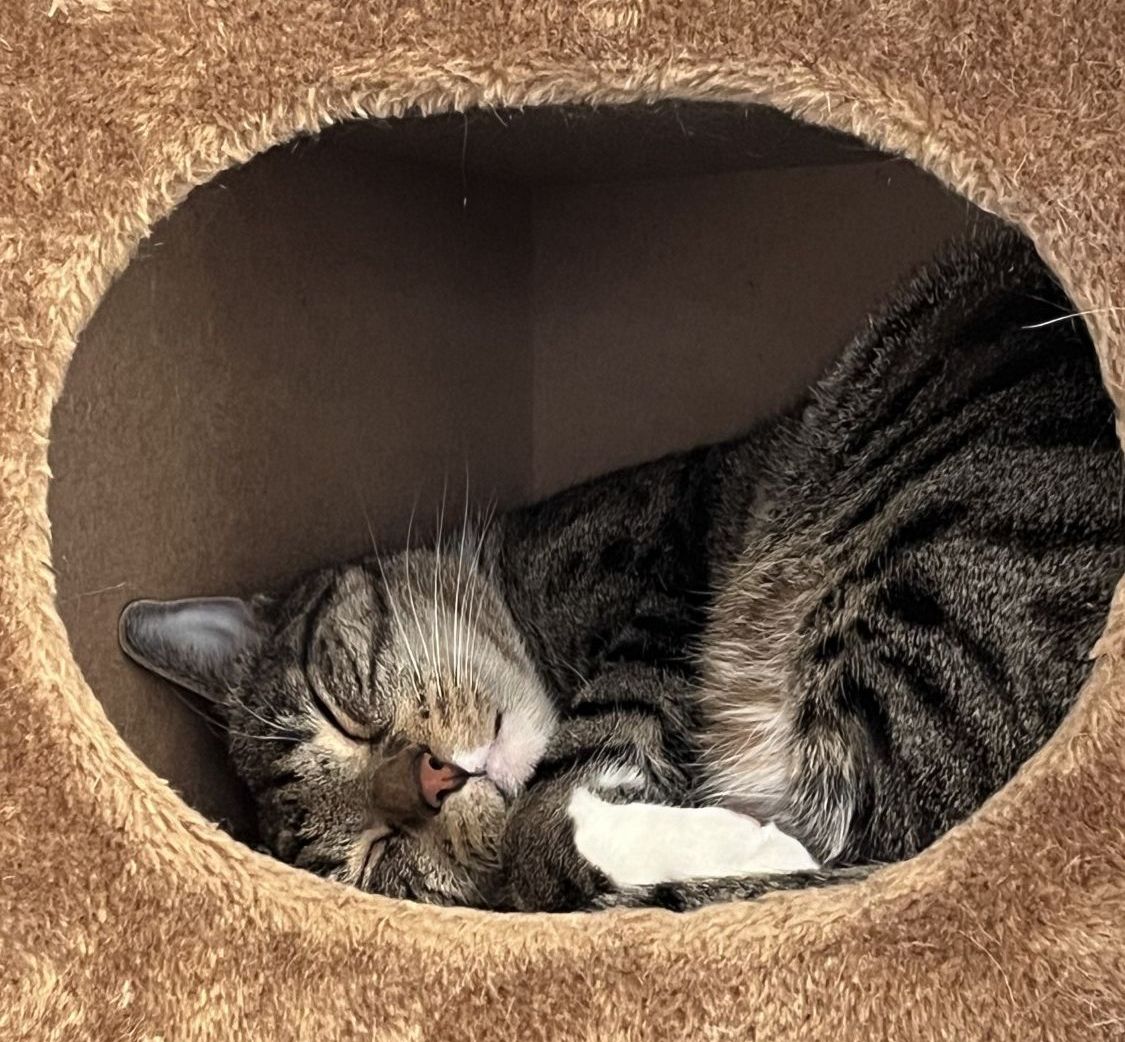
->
[{"left": 119, "top": 228, "right": 1125, "bottom": 911}]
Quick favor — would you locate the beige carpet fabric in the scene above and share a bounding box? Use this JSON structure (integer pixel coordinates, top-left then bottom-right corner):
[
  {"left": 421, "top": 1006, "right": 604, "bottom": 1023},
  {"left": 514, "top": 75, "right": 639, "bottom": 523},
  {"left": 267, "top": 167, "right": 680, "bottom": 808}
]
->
[{"left": 3, "top": 1, "right": 1124, "bottom": 1039}]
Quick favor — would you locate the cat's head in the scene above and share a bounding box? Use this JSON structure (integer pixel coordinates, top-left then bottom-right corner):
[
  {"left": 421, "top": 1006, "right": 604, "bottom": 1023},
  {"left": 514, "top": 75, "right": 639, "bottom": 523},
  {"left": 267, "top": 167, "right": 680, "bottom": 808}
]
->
[{"left": 119, "top": 544, "right": 556, "bottom": 905}]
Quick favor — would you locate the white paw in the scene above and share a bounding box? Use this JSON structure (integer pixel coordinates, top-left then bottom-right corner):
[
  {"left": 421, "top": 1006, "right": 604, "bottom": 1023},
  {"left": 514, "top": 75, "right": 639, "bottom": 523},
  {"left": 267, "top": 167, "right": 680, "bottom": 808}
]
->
[{"left": 567, "top": 788, "right": 818, "bottom": 887}]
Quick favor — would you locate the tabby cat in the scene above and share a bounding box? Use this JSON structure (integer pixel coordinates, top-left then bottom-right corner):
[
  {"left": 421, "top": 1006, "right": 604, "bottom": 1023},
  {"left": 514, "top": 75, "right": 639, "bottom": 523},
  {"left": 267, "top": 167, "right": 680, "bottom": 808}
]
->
[{"left": 119, "top": 228, "right": 1125, "bottom": 911}]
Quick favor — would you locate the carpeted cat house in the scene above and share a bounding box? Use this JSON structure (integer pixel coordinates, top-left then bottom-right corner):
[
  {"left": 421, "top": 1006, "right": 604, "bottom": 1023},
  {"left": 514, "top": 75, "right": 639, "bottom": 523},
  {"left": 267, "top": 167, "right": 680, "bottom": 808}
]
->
[{"left": 4, "top": 1, "right": 1125, "bottom": 1039}]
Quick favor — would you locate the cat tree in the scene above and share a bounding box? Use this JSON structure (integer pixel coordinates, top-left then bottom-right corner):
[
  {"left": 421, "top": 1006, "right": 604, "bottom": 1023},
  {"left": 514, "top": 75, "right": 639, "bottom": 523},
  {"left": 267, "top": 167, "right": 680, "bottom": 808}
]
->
[{"left": 3, "top": 1, "right": 1124, "bottom": 1039}]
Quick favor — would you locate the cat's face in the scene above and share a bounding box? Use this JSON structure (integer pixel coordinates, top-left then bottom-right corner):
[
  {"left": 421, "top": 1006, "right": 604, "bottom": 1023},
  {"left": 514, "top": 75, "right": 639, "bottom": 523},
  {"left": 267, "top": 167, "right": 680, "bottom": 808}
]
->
[{"left": 119, "top": 545, "right": 556, "bottom": 906}]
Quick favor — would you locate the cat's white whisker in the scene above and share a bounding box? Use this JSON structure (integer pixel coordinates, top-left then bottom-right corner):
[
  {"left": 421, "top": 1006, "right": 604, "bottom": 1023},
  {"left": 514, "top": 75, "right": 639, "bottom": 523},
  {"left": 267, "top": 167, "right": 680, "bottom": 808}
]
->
[
  {"left": 402, "top": 497, "right": 433, "bottom": 676},
  {"left": 229, "top": 729, "right": 303, "bottom": 743},
  {"left": 465, "top": 533, "right": 484, "bottom": 695},
  {"left": 235, "top": 699, "right": 302, "bottom": 740},
  {"left": 466, "top": 499, "right": 498, "bottom": 696},
  {"left": 359, "top": 493, "right": 424, "bottom": 679},
  {"left": 374, "top": 555, "right": 422, "bottom": 678},
  {"left": 453, "top": 465, "right": 472, "bottom": 688},
  {"left": 431, "top": 483, "right": 450, "bottom": 688},
  {"left": 451, "top": 549, "right": 461, "bottom": 686},
  {"left": 1021, "top": 304, "right": 1124, "bottom": 330}
]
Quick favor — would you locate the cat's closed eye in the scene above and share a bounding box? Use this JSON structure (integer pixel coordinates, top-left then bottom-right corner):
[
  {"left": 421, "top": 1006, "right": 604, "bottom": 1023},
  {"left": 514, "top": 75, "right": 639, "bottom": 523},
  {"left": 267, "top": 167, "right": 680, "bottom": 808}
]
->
[{"left": 308, "top": 685, "right": 371, "bottom": 742}]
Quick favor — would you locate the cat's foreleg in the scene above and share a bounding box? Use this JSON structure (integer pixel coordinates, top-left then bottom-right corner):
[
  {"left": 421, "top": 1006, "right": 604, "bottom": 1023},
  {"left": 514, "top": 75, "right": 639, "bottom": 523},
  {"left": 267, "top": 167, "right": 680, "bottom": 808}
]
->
[
  {"left": 494, "top": 662, "right": 693, "bottom": 910},
  {"left": 497, "top": 661, "right": 825, "bottom": 911},
  {"left": 498, "top": 767, "right": 838, "bottom": 912}
]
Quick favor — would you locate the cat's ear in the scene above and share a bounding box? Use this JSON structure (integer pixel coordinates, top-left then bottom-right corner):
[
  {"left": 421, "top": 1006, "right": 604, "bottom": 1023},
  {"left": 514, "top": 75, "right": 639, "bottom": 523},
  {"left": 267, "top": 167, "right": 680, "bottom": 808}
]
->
[{"left": 118, "top": 597, "right": 269, "bottom": 703}]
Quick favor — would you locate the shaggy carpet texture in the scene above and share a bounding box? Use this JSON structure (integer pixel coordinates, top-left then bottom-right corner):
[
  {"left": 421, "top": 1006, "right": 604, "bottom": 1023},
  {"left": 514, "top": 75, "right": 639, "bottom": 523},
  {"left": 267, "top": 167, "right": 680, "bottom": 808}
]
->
[{"left": 2, "top": 1, "right": 1124, "bottom": 1039}]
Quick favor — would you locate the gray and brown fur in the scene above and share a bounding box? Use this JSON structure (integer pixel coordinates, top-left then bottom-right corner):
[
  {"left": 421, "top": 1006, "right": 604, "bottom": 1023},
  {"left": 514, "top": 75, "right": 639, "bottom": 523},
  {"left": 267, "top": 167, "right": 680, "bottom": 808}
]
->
[{"left": 120, "top": 227, "right": 1125, "bottom": 911}]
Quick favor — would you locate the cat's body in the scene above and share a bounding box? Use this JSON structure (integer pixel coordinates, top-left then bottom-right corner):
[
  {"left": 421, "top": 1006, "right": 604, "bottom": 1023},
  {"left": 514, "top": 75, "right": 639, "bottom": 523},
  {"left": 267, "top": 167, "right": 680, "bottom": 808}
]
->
[{"left": 120, "top": 229, "right": 1125, "bottom": 911}]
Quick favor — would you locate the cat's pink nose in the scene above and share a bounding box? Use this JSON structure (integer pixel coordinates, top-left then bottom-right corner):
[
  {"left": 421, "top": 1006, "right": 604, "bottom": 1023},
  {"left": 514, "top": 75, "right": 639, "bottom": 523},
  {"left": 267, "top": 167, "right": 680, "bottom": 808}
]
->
[{"left": 418, "top": 754, "right": 470, "bottom": 809}]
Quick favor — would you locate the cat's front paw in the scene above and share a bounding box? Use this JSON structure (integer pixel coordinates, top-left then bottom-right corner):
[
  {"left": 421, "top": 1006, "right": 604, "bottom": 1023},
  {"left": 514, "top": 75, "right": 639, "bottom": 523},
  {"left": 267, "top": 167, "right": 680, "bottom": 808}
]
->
[{"left": 567, "top": 788, "right": 818, "bottom": 887}]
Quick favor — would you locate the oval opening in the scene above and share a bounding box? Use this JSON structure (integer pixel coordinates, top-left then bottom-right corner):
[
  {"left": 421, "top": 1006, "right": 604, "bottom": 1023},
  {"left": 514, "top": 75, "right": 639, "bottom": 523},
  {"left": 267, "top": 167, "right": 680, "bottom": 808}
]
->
[{"left": 47, "top": 102, "right": 1115, "bottom": 906}]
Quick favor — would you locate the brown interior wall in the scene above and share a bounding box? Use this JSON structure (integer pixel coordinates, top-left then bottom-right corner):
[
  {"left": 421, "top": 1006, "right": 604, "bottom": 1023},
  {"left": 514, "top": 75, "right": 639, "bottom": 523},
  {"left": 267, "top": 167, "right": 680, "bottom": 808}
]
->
[
  {"left": 530, "top": 158, "right": 996, "bottom": 495},
  {"left": 48, "top": 141, "right": 535, "bottom": 835},
  {"left": 48, "top": 120, "right": 997, "bottom": 839}
]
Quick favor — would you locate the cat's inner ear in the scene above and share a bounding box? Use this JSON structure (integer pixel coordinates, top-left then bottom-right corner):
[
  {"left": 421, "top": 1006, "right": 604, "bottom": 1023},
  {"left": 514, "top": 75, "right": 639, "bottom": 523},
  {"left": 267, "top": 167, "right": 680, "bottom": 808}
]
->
[{"left": 118, "top": 597, "right": 266, "bottom": 703}]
